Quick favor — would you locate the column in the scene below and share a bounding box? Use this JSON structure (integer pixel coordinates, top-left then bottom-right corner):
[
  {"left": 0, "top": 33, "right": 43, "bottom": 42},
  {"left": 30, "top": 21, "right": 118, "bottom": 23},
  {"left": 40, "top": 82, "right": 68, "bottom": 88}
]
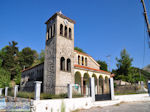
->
[
  {"left": 81, "top": 77, "right": 83, "bottom": 95},
  {"left": 5, "top": 87, "right": 8, "bottom": 97},
  {"left": 67, "top": 84, "right": 72, "bottom": 98},
  {"left": 110, "top": 78, "right": 115, "bottom": 100},
  {"left": 14, "top": 85, "right": 19, "bottom": 98},
  {"left": 34, "top": 81, "right": 42, "bottom": 100},
  {"left": 0, "top": 88, "right": 3, "bottom": 96},
  {"left": 97, "top": 78, "right": 99, "bottom": 94},
  {"left": 90, "top": 77, "right": 95, "bottom": 101}
]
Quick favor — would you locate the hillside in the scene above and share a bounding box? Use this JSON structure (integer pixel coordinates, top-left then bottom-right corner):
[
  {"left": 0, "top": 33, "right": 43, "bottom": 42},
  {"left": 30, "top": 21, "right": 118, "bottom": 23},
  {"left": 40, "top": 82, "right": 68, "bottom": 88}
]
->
[{"left": 143, "top": 65, "right": 150, "bottom": 73}]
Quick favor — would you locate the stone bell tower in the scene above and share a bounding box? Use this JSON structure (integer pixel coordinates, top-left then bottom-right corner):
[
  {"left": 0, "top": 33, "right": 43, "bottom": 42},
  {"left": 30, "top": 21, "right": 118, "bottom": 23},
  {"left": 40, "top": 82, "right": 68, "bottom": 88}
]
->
[{"left": 44, "top": 12, "right": 75, "bottom": 94}]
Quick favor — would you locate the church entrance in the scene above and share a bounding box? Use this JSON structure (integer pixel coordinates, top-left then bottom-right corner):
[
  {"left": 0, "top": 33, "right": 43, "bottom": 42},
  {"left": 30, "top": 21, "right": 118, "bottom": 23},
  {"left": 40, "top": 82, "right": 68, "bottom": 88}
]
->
[{"left": 83, "top": 80, "right": 86, "bottom": 95}]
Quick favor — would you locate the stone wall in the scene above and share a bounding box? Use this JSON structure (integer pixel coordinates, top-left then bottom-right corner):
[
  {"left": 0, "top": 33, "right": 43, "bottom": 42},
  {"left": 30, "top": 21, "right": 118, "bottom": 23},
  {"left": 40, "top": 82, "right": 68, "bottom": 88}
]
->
[{"left": 20, "top": 63, "right": 44, "bottom": 92}]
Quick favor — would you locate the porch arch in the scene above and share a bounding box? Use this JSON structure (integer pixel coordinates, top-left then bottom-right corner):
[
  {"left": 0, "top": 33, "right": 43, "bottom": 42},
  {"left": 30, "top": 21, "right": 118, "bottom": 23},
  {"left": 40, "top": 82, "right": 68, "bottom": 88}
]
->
[{"left": 99, "top": 75, "right": 104, "bottom": 94}]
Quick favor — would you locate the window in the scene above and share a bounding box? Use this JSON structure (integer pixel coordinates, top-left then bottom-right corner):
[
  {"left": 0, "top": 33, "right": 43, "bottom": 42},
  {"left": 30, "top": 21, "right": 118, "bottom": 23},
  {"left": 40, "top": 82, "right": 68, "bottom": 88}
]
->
[
  {"left": 78, "top": 55, "right": 80, "bottom": 65},
  {"left": 60, "top": 57, "right": 65, "bottom": 71},
  {"left": 51, "top": 26, "right": 53, "bottom": 38},
  {"left": 65, "top": 26, "right": 67, "bottom": 37},
  {"left": 85, "top": 57, "right": 87, "bottom": 66},
  {"left": 60, "top": 24, "right": 63, "bottom": 35},
  {"left": 53, "top": 24, "right": 55, "bottom": 36},
  {"left": 69, "top": 28, "right": 72, "bottom": 39},
  {"left": 67, "top": 59, "right": 71, "bottom": 72},
  {"left": 82, "top": 56, "right": 84, "bottom": 66},
  {"left": 47, "top": 29, "right": 49, "bottom": 40}
]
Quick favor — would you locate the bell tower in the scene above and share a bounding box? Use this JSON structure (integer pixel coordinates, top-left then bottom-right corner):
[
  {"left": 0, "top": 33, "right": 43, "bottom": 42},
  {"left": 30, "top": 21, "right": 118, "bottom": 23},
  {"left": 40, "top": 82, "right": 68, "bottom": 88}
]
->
[{"left": 44, "top": 12, "right": 75, "bottom": 94}]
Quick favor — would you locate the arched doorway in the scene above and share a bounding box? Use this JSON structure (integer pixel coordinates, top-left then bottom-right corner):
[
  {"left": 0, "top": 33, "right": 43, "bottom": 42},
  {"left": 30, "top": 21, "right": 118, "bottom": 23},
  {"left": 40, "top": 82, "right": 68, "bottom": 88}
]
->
[
  {"left": 105, "top": 76, "right": 109, "bottom": 94},
  {"left": 74, "top": 71, "right": 81, "bottom": 94},
  {"left": 92, "top": 74, "right": 97, "bottom": 94},
  {"left": 99, "top": 75, "right": 104, "bottom": 94},
  {"left": 83, "top": 73, "right": 90, "bottom": 96}
]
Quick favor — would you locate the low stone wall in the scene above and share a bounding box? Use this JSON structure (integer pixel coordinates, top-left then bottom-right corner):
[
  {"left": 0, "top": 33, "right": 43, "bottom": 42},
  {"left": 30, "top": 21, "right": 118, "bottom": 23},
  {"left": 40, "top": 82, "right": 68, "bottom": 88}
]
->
[
  {"left": 31, "top": 97, "right": 93, "bottom": 112},
  {"left": 115, "top": 85, "right": 139, "bottom": 94}
]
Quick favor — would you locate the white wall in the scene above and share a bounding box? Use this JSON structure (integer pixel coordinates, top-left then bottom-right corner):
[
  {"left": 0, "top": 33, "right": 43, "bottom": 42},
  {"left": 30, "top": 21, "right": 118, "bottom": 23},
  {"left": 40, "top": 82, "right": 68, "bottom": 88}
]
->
[{"left": 31, "top": 97, "right": 93, "bottom": 112}]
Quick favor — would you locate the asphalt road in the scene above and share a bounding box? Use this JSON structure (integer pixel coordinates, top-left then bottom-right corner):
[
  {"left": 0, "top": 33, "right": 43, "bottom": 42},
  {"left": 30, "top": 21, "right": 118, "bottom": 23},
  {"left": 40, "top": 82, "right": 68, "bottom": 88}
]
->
[{"left": 79, "top": 101, "right": 150, "bottom": 112}]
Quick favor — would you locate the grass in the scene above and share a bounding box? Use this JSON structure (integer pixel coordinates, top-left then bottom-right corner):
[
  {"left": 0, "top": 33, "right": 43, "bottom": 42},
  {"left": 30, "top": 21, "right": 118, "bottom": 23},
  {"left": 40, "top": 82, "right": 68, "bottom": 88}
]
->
[
  {"left": 16, "top": 91, "right": 84, "bottom": 99},
  {"left": 115, "top": 91, "right": 147, "bottom": 95}
]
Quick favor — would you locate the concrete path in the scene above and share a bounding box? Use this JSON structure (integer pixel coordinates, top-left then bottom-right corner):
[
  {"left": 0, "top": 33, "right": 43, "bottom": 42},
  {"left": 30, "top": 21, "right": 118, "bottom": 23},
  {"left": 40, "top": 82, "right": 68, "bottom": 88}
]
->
[{"left": 79, "top": 101, "right": 150, "bottom": 112}]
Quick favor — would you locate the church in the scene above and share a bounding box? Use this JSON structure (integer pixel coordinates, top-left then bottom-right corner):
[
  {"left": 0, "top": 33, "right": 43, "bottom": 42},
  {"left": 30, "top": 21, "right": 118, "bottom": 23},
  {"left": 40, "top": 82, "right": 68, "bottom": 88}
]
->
[{"left": 20, "top": 12, "right": 113, "bottom": 96}]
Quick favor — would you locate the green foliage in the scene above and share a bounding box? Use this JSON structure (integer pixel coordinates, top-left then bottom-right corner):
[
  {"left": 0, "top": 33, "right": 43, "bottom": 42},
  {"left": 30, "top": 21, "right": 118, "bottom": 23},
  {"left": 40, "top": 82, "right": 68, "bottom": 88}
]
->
[
  {"left": 97, "top": 60, "right": 108, "bottom": 71},
  {"left": 74, "top": 47, "right": 85, "bottom": 53},
  {"left": 0, "top": 67, "right": 11, "bottom": 88},
  {"left": 114, "top": 49, "right": 133, "bottom": 82},
  {"left": 14, "top": 65, "right": 21, "bottom": 85},
  {"left": 39, "top": 49, "right": 45, "bottom": 63},
  {"left": 18, "top": 47, "right": 38, "bottom": 69},
  {"left": 17, "top": 92, "right": 34, "bottom": 99}
]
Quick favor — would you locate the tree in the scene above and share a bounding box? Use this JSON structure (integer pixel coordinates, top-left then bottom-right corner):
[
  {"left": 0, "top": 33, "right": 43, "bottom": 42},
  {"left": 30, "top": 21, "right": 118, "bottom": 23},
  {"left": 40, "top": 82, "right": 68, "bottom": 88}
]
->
[
  {"left": 0, "top": 58, "right": 11, "bottom": 88},
  {"left": 39, "top": 49, "right": 45, "bottom": 63},
  {"left": 18, "top": 47, "right": 38, "bottom": 69},
  {"left": 74, "top": 47, "right": 85, "bottom": 53},
  {"left": 115, "top": 49, "right": 133, "bottom": 81},
  {"left": 0, "top": 41, "right": 19, "bottom": 79},
  {"left": 97, "top": 60, "right": 108, "bottom": 71}
]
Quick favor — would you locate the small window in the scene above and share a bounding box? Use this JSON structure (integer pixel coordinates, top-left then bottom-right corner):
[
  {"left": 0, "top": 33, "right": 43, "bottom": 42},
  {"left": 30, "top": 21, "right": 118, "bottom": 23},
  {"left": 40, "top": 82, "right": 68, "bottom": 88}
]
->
[
  {"left": 51, "top": 26, "right": 53, "bottom": 38},
  {"left": 78, "top": 55, "right": 80, "bottom": 65},
  {"left": 67, "top": 59, "right": 71, "bottom": 72},
  {"left": 53, "top": 24, "right": 55, "bottom": 36},
  {"left": 60, "top": 24, "right": 63, "bottom": 35},
  {"left": 60, "top": 57, "right": 65, "bottom": 71},
  {"left": 65, "top": 26, "right": 67, "bottom": 37},
  {"left": 85, "top": 58, "right": 87, "bottom": 66},
  {"left": 69, "top": 28, "right": 72, "bottom": 39},
  {"left": 82, "top": 56, "right": 84, "bottom": 66},
  {"left": 47, "top": 29, "right": 49, "bottom": 40}
]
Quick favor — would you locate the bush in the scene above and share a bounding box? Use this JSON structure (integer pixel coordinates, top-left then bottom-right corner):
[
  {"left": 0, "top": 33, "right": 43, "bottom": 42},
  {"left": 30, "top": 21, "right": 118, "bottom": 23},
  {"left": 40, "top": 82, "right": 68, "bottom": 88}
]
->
[
  {"left": 0, "top": 68, "right": 11, "bottom": 88},
  {"left": 40, "top": 93, "right": 67, "bottom": 99},
  {"left": 17, "top": 92, "right": 34, "bottom": 99}
]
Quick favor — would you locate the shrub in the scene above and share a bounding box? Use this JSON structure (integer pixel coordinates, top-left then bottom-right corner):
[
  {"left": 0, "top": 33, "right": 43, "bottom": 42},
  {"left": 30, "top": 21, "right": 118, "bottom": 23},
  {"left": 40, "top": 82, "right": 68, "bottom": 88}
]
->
[{"left": 17, "top": 91, "right": 34, "bottom": 99}]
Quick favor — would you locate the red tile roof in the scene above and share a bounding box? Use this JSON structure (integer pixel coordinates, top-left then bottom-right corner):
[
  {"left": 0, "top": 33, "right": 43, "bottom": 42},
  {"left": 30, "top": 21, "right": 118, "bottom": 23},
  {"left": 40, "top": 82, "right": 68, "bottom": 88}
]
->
[{"left": 74, "top": 64, "right": 110, "bottom": 75}]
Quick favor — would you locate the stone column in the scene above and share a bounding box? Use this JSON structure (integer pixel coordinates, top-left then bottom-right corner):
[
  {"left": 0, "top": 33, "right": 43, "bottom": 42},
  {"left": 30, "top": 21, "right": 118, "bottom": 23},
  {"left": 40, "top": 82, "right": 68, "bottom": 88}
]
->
[
  {"left": 14, "top": 85, "right": 19, "bottom": 98},
  {"left": 0, "top": 88, "right": 3, "bottom": 96},
  {"left": 81, "top": 77, "right": 83, "bottom": 95},
  {"left": 110, "top": 78, "right": 115, "bottom": 100},
  {"left": 90, "top": 77, "right": 95, "bottom": 101},
  {"left": 5, "top": 87, "right": 8, "bottom": 97},
  {"left": 67, "top": 84, "right": 72, "bottom": 98},
  {"left": 34, "top": 81, "right": 42, "bottom": 100},
  {"left": 97, "top": 78, "right": 99, "bottom": 94}
]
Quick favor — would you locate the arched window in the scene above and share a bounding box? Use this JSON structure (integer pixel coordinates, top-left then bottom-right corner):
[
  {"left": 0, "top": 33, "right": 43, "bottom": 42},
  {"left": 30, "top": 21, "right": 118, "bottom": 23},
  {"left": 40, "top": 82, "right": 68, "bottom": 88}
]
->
[
  {"left": 78, "top": 55, "right": 80, "bottom": 65},
  {"left": 51, "top": 26, "right": 53, "bottom": 38},
  {"left": 47, "top": 29, "right": 49, "bottom": 40},
  {"left": 82, "top": 56, "right": 84, "bottom": 66},
  {"left": 60, "top": 24, "right": 63, "bottom": 35},
  {"left": 53, "top": 24, "right": 55, "bottom": 36},
  {"left": 65, "top": 26, "right": 67, "bottom": 37},
  {"left": 85, "top": 57, "right": 87, "bottom": 66},
  {"left": 60, "top": 57, "right": 65, "bottom": 71},
  {"left": 67, "top": 59, "right": 71, "bottom": 72},
  {"left": 69, "top": 28, "right": 72, "bottom": 39}
]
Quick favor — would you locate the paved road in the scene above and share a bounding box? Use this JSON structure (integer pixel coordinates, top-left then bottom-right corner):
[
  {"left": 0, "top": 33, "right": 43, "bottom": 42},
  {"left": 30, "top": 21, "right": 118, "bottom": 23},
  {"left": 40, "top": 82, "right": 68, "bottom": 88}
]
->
[{"left": 79, "top": 101, "right": 150, "bottom": 112}]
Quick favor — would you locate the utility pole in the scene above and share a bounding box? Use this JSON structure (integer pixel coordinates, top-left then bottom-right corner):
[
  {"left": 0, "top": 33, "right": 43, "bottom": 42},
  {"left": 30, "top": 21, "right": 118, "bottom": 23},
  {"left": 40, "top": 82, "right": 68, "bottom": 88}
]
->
[
  {"left": 141, "top": 0, "right": 150, "bottom": 37},
  {"left": 106, "top": 55, "right": 111, "bottom": 72}
]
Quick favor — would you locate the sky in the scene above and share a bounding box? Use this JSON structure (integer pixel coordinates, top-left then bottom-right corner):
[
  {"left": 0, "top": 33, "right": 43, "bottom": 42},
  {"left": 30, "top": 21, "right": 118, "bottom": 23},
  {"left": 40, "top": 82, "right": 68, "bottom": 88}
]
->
[{"left": 0, "top": 0, "right": 150, "bottom": 70}]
